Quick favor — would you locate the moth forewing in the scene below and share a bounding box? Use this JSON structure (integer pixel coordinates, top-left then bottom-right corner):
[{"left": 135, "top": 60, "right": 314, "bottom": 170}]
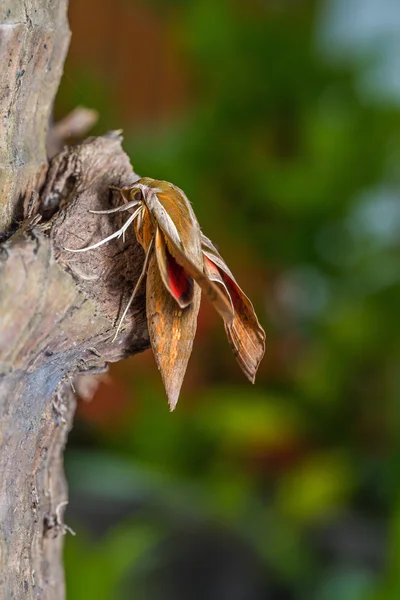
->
[
  {"left": 203, "top": 256, "right": 234, "bottom": 314},
  {"left": 201, "top": 234, "right": 266, "bottom": 383},
  {"left": 145, "top": 189, "right": 185, "bottom": 250},
  {"left": 154, "top": 183, "right": 200, "bottom": 252},
  {"left": 134, "top": 205, "right": 153, "bottom": 251},
  {"left": 222, "top": 285, "right": 266, "bottom": 383},
  {"left": 146, "top": 251, "right": 201, "bottom": 410}
]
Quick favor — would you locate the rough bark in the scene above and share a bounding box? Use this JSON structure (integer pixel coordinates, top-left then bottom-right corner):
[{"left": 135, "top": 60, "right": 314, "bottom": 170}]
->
[
  {"left": 0, "top": 1, "right": 150, "bottom": 598},
  {"left": 0, "top": 0, "right": 70, "bottom": 234}
]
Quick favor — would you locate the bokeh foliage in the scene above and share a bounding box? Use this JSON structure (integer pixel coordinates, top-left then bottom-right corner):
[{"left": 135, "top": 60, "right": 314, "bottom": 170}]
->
[{"left": 58, "top": 0, "right": 400, "bottom": 598}]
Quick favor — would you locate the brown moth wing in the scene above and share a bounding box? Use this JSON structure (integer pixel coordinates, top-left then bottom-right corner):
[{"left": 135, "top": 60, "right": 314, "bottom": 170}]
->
[
  {"left": 146, "top": 251, "right": 201, "bottom": 410},
  {"left": 141, "top": 179, "right": 199, "bottom": 254},
  {"left": 203, "top": 255, "right": 233, "bottom": 313},
  {"left": 202, "top": 234, "right": 266, "bottom": 383},
  {"left": 134, "top": 205, "right": 153, "bottom": 251},
  {"left": 142, "top": 181, "right": 234, "bottom": 324}
]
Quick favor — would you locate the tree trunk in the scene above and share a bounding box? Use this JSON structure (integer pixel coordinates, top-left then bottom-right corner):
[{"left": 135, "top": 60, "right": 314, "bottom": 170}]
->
[{"left": 0, "top": 2, "right": 149, "bottom": 598}]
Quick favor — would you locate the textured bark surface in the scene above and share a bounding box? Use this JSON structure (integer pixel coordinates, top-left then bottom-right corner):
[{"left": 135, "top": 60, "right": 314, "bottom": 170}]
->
[
  {"left": 0, "top": 0, "right": 70, "bottom": 234},
  {"left": 0, "top": 133, "right": 150, "bottom": 598},
  {"left": 0, "top": 134, "right": 149, "bottom": 599},
  {"left": 0, "top": 1, "right": 150, "bottom": 598}
]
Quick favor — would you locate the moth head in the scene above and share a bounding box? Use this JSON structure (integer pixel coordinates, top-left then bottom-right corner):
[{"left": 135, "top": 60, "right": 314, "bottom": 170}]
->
[
  {"left": 129, "top": 178, "right": 163, "bottom": 207},
  {"left": 128, "top": 185, "right": 145, "bottom": 204}
]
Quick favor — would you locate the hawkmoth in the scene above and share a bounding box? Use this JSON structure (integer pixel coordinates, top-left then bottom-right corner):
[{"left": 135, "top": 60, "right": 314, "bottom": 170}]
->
[{"left": 66, "top": 177, "right": 265, "bottom": 409}]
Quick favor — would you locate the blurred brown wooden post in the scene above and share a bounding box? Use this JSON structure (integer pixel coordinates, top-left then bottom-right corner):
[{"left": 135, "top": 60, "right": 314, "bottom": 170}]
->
[{"left": 0, "top": 1, "right": 149, "bottom": 597}]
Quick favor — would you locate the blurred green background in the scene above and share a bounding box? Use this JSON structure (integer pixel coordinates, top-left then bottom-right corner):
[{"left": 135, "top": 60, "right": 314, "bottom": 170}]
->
[{"left": 56, "top": 0, "right": 400, "bottom": 598}]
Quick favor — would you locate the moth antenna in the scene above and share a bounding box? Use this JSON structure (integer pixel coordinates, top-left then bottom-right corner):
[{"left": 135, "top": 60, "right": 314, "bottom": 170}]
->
[
  {"left": 64, "top": 205, "right": 142, "bottom": 253},
  {"left": 112, "top": 238, "right": 154, "bottom": 341},
  {"left": 89, "top": 199, "right": 139, "bottom": 215}
]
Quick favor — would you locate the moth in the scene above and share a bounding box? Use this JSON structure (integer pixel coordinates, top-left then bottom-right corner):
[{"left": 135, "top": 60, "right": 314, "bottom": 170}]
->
[{"left": 66, "top": 177, "right": 265, "bottom": 409}]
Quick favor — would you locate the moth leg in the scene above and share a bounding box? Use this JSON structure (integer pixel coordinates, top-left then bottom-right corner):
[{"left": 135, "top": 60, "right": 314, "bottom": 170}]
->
[
  {"left": 112, "top": 238, "right": 154, "bottom": 342},
  {"left": 109, "top": 185, "right": 132, "bottom": 204},
  {"left": 64, "top": 205, "right": 142, "bottom": 253},
  {"left": 89, "top": 199, "right": 139, "bottom": 215}
]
